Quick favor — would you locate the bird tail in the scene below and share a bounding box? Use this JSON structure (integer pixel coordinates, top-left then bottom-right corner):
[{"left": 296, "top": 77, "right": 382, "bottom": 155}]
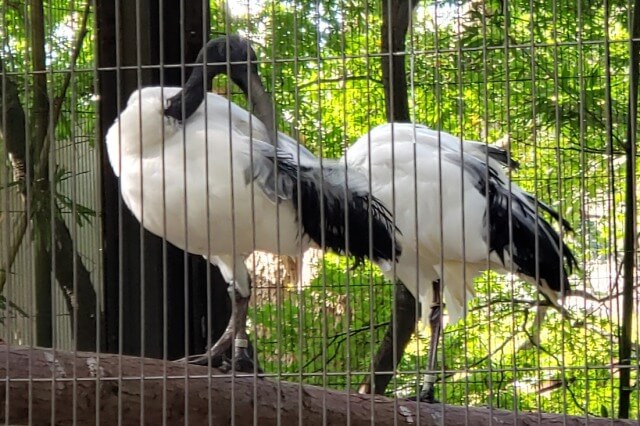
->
[
  {"left": 274, "top": 156, "right": 401, "bottom": 266},
  {"left": 486, "top": 183, "right": 578, "bottom": 306}
]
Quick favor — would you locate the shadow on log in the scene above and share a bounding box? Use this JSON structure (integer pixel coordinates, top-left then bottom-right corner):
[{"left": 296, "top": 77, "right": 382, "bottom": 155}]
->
[{"left": 0, "top": 345, "right": 633, "bottom": 425}]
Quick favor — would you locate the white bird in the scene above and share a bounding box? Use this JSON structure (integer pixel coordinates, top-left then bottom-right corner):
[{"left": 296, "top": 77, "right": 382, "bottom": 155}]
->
[
  {"left": 105, "top": 35, "right": 400, "bottom": 370},
  {"left": 346, "top": 122, "right": 577, "bottom": 401}
]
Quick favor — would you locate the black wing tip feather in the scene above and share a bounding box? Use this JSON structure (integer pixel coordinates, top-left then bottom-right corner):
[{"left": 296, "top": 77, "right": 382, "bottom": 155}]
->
[
  {"left": 487, "top": 183, "right": 578, "bottom": 295},
  {"left": 351, "top": 193, "right": 402, "bottom": 263},
  {"left": 486, "top": 145, "right": 520, "bottom": 170}
]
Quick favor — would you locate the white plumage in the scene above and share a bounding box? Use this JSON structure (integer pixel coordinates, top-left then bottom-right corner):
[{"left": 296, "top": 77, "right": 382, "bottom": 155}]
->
[
  {"left": 107, "top": 86, "right": 303, "bottom": 290},
  {"left": 347, "top": 123, "right": 575, "bottom": 323},
  {"left": 347, "top": 122, "right": 577, "bottom": 400},
  {"left": 105, "top": 35, "right": 399, "bottom": 368}
]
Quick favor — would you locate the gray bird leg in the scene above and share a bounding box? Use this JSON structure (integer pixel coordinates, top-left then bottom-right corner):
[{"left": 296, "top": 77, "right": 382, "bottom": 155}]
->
[
  {"left": 417, "top": 279, "right": 443, "bottom": 403},
  {"left": 179, "top": 256, "right": 261, "bottom": 373}
]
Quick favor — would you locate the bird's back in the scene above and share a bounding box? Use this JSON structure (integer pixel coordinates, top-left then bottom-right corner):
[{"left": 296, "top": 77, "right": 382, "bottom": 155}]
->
[
  {"left": 346, "top": 123, "right": 576, "bottom": 323},
  {"left": 105, "top": 87, "right": 304, "bottom": 257}
]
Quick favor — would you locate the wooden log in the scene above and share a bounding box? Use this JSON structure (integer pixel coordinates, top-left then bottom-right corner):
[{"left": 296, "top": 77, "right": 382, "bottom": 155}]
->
[{"left": 0, "top": 345, "right": 633, "bottom": 425}]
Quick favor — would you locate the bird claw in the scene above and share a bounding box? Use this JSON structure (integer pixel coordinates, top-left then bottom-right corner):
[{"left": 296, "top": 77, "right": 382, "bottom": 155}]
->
[
  {"left": 177, "top": 353, "right": 225, "bottom": 367},
  {"left": 177, "top": 346, "right": 261, "bottom": 374},
  {"left": 218, "top": 348, "right": 263, "bottom": 374},
  {"left": 409, "top": 387, "right": 439, "bottom": 404}
]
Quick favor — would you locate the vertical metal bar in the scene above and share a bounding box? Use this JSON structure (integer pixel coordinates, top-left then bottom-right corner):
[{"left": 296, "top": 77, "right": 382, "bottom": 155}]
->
[
  {"left": 1, "top": 3, "right": 16, "bottom": 424},
  {"left": 312, "top": 1, "right": 328, "bottom": 422},
  {"left": 240, "top": 7, "right": 259, "bottom": 425},
  {"left": 179, "top": 1, "right": 191, "bottom": 424},
  {"left": 382, "top": 1, "right": 398, "bottom": 422},
  {"left": 479, "top": 0, "right": 495, "bottom": 419},
  {"left": 526, "top": 0, "right": 543, "bottom": 421},
  {"left": 265, "top": 4, "right": 283, "bottom": 425},
  {"left": 221, "top": 15, "right": 237, "bottom": 426},
  {"left": 432, "top": 1, "right": 446, "bottom": 421},
  {"left": 90, "top": 1, "right": 103, "bottom": 423},
  {"left": 1, "top": 5, "right": 6, "bottom": 424},
  {"left": 336, "top": 2, "right": 353, "bottom": 424},
  {"left": 133, "top": 0, "right": 145, "bottom": 422},
  {"left": 200, "top": 2, "right": 213, "bottom": 426},
  {"left": 363, "top": 1, "right": 377, "bottom": 422},
  {"left": 22, "top": 0, "right": 35, "bottom": 423},
  {"left": 549, "top": 0, "right": 569, "bottom": 422},
  {"left": 158, "top": 0, "right": 168, "bottom": 423},
  {"left": 576, "top": 0, "right": 590, "bottom": 420},
  {"left": 68, "top": 2, "right": 80, "bottom": 423},
  {"left": 501, "top": 1, "right": 520, "bottom": 423},
  {"left": 452, "top": 4, "right": 469, "bottom": 423},
  {"left": 287, "top": 0, "right": 305, "bottom": 423},
  {"left": 406, "top": 2, "right": 421, "bottom": 423},
  {"left": 250, "top": 18, "right": 261, "bottom": 422},
  {"left": 602, "top": 0, "right": 619, "bottom": 419},
  {"left": 113, "top": 0, "right": 124, "bottom": 423},
  {"left": 42, "top": 0, "right": 57, "bottom": 421}
]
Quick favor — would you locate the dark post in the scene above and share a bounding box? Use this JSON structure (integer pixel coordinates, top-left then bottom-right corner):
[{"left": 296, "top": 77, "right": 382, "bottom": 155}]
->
[
  {"left": 359, "top": 0, "right": 421, "bottom": 396},
  {"left": 96, "top": 0, "right": 230, "bottom": 359}
]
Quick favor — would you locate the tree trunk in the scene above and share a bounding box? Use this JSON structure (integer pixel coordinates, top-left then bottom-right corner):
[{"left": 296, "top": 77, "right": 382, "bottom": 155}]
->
[
  {"left": 359, "top": 282, "right": 417, "bottom": 395},
  {"left": 360, "top": 0, "right": 421, "bottom": 396},
  {"left": 0, "top": 345, "right": 633, "bottom": 426},
  {"left": 381, "top": 0, "right": 418, "bottom": 123},
  {"left": 29, "top": 0, "right": 54, "bottom": 349},
  {"left": 52, "top": 213, "right": 98, "bottom": 351},
  {"left": 618, "top": 0, "right": 640, "bottom": 418},
  {"left": 0, "top": 61, "right": 27, "bottom": 182}
]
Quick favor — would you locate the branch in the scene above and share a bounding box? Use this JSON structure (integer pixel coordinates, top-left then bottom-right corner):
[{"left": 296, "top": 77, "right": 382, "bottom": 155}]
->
[
  {"left": 0, "top": 57, "right": 29, "bottom": 291},
  {"left": 0, "top": 345, "right": 634, "bottom": 425},
  {"left": 508, "top": 34, "right": 626, "bottom": 150},
  {"left": 29, "top": 0, "right": 49, "bottom": 166},
  {"left": 51, "top": 207, "right": 97, "bottom": 351},
  {"left": 296, "top": 75, "right": 383, "bottom": 90},
  {"left": 619, "top": 0, "right": 640, "bottom": 416},
  {"left": 34, "top": 0, "right": 91, "bottom": 180}
]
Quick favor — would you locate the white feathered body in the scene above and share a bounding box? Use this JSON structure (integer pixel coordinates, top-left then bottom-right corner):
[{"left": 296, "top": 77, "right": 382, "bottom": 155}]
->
[
  {"left": 346, "top": 123, "right": 520, "bottom": 323},
  {"left": 106, "top": 87, "right": 307, "bottom": 258}
]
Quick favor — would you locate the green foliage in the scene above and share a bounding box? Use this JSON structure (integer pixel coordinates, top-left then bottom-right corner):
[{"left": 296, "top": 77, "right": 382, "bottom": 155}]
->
[
  {"left": 1, "top": 0, "right": 635, "bottom": 418},
  {"left": 234, "top": 0, "right": 637, "bottom": 418},
  {"left": 251, "top": 259, "right": 635, "bottom": 416},
  {"left": 1, "top": 1, "right": 97, "bottom": 226},
  {"left": 251, "top": 253, "right": 393, "bottom": 390}
]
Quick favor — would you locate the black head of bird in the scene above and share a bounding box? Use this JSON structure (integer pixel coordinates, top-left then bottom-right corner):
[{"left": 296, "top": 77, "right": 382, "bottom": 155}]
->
[{"left": 164, "top": 34, "right": 272, "bottom": 127}]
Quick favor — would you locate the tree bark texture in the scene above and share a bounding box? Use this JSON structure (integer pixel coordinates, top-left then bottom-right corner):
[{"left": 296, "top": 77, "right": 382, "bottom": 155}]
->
[
  {"left": 619, "top": 0, "right": 640, "bottom": 418},
  {"left": 359, "top": 282, "right": 416, "bottom": 395},
  {"left": 0, "top": 345, "right": 634, "bottom": 426},
  {"left": 29, "top": 0, "right": 54, "bottom": 349},
  {"left": 0, "top": 61, "right": 27, "bottom": 182},
  {"left": 381, "top": 0, "right": 418, "bottom": 123},
  {"left": 52, "top": 214, "right": 98, "bottom": 351}
]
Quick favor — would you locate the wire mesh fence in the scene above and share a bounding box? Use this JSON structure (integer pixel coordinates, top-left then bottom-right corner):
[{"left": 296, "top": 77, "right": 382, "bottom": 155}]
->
[{"left": 0, "top": 0, "right": 638, "bottom": 424}]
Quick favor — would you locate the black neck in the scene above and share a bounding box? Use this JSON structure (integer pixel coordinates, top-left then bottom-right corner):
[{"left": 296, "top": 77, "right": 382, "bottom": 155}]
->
[{"left": 242, "top": 72, "right": 276, "bottom": 140}]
